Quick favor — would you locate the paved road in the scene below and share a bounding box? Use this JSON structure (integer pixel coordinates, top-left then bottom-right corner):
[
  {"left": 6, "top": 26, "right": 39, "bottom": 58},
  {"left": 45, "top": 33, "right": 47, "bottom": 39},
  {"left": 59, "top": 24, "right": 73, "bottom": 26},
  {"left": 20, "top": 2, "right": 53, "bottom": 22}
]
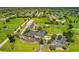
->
[
  {"left": 38, "top": 44, "right": 44, "bottom": 52},
  {"left": 14, "top": 20, "right": 28, "bottom": 34},
  {"left": 20, "top": 19, "right": 33, "bottom": 35},
  {"left": 0, "top": 38, "right": 9, "bottom": 48}
]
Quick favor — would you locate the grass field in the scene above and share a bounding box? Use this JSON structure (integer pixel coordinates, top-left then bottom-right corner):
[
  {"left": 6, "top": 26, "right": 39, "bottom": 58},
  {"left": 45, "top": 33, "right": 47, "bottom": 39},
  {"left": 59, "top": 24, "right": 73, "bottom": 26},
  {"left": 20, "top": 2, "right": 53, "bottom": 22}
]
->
[
  {"left": 0, "top": 18, "right": 26, "bottom": 43},
  {"left": 34, "top": 17, "right": 68, "bottom": 35},
  {"left": 0, "top": 38, "right": 38, "bottom": 52}
]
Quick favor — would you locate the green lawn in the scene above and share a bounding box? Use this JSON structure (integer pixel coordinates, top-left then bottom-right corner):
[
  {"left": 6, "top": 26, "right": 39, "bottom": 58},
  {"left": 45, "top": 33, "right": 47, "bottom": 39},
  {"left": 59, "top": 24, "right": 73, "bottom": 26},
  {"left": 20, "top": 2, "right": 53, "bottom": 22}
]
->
[
  {"left": 33, "top": 17, "right": 68, "bottom": 35},
  {"left": 34, "top": 17, "right": 48, "bottom": 26},
  {"left": 0, "top": 18, "right": 26, "bottom": 43},
  {"left": 0, "top": 38, "right": 38, "bottom": 52},
  {"left": 65, "top": 34, "right": 79, "bottom": 52}
]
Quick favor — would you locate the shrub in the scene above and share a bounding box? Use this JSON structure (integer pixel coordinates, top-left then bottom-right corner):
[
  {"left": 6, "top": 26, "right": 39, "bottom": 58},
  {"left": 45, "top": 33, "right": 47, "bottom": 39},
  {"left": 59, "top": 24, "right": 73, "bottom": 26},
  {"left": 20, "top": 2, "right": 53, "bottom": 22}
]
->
[
  {"left": 5, "top": 19, "right": 10, "bottom": 22},
  {"left": 39, "top": 38, "right": 44, "bottom": 44},
  {"left": 68, "top": 23, "right": 74, "bottom": 29},
  {"left": 51, "top": 34, "right": 57, "bottom": 41},
  {"left": 63, "top": 31, "right": 74, "bottom": 42},
  {"left": 3, "top": 26, "right": 7, "bottom": 28},
  {"left": 49, "top": 45, "right": 55, "bottom": 51}
]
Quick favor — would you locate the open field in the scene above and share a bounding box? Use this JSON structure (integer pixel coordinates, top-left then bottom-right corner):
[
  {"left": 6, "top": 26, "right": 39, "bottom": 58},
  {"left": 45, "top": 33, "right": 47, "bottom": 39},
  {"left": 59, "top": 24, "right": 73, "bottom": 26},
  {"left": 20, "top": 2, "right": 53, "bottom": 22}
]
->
[{"left": 0, "top": 38, "right": 38, "bottom": 52}]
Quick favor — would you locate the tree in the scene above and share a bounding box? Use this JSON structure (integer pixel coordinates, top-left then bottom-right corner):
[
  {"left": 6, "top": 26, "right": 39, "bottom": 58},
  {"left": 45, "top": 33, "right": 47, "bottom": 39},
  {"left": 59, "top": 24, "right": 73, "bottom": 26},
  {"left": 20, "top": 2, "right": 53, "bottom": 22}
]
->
[
  {"left": 63, "top": 15, "right": 68, "bottom": 19},
  {"left": 45, "top": 21, "right": 51, "bottom": 24},
  {"left": 68, "top": 23, "right": 74, "bottom": 29},
  {"left": 63, "top": 31, "right": 74, "bottom": 42},
  {"left": 24, "top": 19, "right": 27, "bottom": 21},
  {"left": 39, "top": 38, "right": 44, "bottom": 44},
  {"left": 7, "top": 34, "right": 15, "bottom": 43},
  {"left": 7, "top": 34, "right": 15, "bottom": 49},
  {"left": 57, "top": 35, "right": 62, "bottom": 40},
  {"left": 3, "top": 25, "right": 7, "bottom": 29},
  {"left": 47, "top": 40, "right": 51, "bottom": 44},
  {"left": 37, "top": 26, "right": 42, "bottom": 30},
  {"left": 51, "top": 34, "right": 56, "bottom": 41},
  {"left": 5, "top": 19, "right": 10, "bottom": 22},
  {"left": 49, "top": 45, "right": 55, "bottom": 51},
  {"left": 55, "top": 21, "right": 59, "bottom": 25},
  {"left": 32, "top": 14, "right": 36, "bottom": 18},
  {"left": 3, "top": 22, "right": 6, "bottom": 24}
]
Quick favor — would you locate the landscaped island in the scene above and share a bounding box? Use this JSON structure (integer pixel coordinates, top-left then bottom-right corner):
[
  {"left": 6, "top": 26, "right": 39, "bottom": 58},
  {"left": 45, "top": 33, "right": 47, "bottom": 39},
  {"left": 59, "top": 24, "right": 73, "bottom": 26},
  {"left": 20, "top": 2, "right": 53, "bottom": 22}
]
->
[{"left": 0, "top": 7, "right": 79, "bottom": 52}]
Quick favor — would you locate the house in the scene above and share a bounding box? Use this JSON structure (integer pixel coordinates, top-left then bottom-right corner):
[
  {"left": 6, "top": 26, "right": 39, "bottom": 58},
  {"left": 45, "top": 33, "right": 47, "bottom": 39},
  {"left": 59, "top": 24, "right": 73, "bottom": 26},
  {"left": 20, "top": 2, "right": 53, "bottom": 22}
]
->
[
  {"left": 51, "top": 34, "right": 68, "bottom": 50},
  {"left": 24, "top": 30, "right": 45, "bottom": 38}
]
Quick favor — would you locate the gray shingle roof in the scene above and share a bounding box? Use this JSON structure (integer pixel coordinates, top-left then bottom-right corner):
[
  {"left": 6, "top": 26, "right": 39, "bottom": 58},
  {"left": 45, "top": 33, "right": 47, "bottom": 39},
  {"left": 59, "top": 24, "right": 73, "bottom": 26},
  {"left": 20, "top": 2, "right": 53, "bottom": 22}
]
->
[{"left": 26, "top": 30, "right": 45, "bottom": 38}]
